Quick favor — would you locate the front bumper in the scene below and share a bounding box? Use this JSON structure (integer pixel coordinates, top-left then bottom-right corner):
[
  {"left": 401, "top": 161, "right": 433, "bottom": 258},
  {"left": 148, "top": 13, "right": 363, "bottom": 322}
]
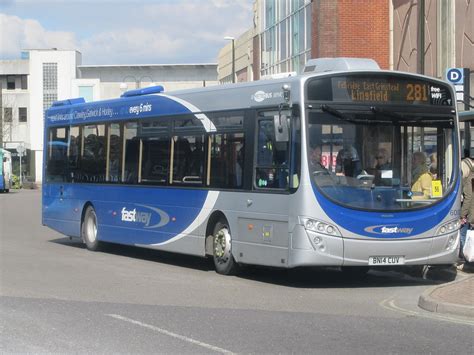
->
[{"left": 289, "top": 225, "right": 459, "bottom": 268}]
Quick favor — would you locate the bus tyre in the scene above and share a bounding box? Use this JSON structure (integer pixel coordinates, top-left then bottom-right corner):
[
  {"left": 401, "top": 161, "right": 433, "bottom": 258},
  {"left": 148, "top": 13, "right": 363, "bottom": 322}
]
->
[
  {"left": 82, "top": 206, "right": 101, "bottom": 251},
  {"left": 213, "top": 220, "right": 239, "bottom": 275}
]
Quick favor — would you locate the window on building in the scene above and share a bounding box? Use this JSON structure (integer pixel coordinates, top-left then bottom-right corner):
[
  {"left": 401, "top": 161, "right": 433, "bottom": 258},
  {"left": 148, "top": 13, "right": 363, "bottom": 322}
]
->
[
  {"left": 79, "top": 86, "right": 94, "bottom": 102},
  {"left": 4, "top": 108, "right": 12, "bottom": 122},
  {"left": 7, "top": 76, "right": 15, "bottom": 90},
  {"left": 43, "top": 63, "right": 58, "bottom": 112},
  {"left": 21, "top": 75, "right": 28, "bottom": 90},
  {"left": 19, "top": 108, "right": 27, "bottom": 122}
]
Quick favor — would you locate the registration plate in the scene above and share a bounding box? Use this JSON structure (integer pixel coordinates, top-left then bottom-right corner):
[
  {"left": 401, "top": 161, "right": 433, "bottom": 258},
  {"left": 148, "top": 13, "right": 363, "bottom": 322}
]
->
[{"left": 369, "top": 256, "right": 405, "bottom": 266}]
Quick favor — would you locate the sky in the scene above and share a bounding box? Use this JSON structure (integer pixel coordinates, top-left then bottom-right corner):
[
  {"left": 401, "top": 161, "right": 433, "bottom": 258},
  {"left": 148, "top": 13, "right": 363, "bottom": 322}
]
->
[{"left": 0, "top": 0, "right": 254, "bottom": 65}]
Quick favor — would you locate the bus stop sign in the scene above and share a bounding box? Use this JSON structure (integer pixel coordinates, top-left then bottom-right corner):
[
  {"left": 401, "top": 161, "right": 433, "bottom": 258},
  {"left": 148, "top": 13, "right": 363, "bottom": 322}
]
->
[
  {"left": 16, "top": 144, "right": 25, "bottom": 156},
  {"left": 446, "top": 68, "right": 463, "bottom": 84},
  {"left": 446, "top": 68, "right": 469, "bottom": 106}
]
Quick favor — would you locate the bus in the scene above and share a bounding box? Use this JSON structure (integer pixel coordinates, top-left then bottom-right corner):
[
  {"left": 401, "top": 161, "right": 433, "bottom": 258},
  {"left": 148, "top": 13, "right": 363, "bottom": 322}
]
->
[
  {"left": 0, "top": 148, "right": 12, "bottom": 193},
  {"left": 43, "top": 57, "right": 462, "bottom": 275}
]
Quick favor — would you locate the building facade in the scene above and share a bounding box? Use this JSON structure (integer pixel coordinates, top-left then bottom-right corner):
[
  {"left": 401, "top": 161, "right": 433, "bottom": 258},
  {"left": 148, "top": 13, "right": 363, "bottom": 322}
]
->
[
  {"left": 218, "top": 0, "right": 473, "bottom": 103},
  {"left": 218, "top": 29, "right": 255, "bottom": 83},
  {"left": 0, "top": 49, "right": 218, "bottom": 183}
]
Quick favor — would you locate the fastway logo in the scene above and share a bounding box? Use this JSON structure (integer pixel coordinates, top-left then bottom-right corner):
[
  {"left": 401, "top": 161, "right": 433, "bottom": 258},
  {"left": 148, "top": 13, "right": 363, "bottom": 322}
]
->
[
  {"left": 121, "top": 208, "right": 152, "bottom": 226},
  {"left": 364, "top": 225, "right": 414, "bottom": 235},
  {"left": 120, "top": 205, "right": 170, "bottom": 229}
]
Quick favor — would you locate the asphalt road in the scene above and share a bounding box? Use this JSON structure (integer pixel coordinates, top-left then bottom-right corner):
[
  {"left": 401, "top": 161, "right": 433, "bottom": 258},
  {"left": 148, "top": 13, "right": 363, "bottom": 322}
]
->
[{"left": 1, "top": 189, "right": 473, "bottom": 354}]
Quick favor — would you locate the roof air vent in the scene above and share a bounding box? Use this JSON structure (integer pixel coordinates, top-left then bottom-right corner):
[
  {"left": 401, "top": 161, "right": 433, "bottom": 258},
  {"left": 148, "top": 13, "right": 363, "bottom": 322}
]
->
[
  {"left": 121, "top": 85, "right": 164, "bottom": 97},
  {"left": 52, "top": 98, "right": 85, "bottom": 107}
]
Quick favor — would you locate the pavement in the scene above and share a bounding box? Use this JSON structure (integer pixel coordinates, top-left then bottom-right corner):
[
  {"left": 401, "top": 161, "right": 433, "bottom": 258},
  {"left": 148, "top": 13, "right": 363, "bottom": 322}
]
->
[{"left": 418, "top": 267, "right": 474, "bottom": 317}]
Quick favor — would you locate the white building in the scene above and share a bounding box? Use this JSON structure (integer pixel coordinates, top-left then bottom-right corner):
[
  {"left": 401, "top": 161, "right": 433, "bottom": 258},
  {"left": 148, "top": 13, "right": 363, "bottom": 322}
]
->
[{"left": 0, "top": 49, "right": 218, "bottom": 183}]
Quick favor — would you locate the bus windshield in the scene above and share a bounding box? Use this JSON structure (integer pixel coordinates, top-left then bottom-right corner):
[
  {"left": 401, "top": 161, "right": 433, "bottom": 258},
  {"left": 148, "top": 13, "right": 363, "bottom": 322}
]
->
[{"left": 307, "top": 108, "right": 457, "bottom": 211}]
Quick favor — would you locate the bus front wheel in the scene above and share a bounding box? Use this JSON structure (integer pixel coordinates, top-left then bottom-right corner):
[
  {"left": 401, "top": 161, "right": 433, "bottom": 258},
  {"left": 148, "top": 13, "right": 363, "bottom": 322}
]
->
[
  {"left": 82, "top": 206, "right": 101, "bottom": 251},
  {"left": 213, "top": 220, "right": 239, "bottom": 275}
]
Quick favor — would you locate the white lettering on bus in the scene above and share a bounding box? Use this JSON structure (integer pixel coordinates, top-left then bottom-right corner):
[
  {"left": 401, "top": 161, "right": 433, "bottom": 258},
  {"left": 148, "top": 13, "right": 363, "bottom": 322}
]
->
[
  {"left": 121, "top": 207, "right": 152, "bottom": 227},
  {"left": 121, "top": 207, "right": 136, "bottom": 222},
  {"left": 129, "top": 103, "right": 152, "bottom": 115}
]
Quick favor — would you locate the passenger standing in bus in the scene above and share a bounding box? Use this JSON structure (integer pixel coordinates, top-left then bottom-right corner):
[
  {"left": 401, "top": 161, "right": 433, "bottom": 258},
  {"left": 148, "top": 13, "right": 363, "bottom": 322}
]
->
[{"left": 411, "top": 151, "right": 432, "bottom": 199}]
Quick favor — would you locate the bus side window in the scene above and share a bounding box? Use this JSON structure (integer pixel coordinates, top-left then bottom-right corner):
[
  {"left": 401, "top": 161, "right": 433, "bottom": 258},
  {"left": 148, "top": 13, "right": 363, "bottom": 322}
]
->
[
  {"left": 209, "top": 133, "right": 244, "bottom": 189},
  {"left": 255, "top": 119, "right": 289, "bottom": 189},
  {"left": 81, "top": 125, "right": 106, "bottom": 183},
  {"left": 141, "top": 137, "right": 170, "bottom": 185},
  {"left": 171, "top": 135, "right": 205, "bottom": 185},
  {"left": 123, "top": 122, "right": 139, "bottom": 184},
  {"left": 47, "top": 126, "right": 69, "bottom": 182},
  {"left": 69, "top": 126, "right": 81, "bottom": 182}
]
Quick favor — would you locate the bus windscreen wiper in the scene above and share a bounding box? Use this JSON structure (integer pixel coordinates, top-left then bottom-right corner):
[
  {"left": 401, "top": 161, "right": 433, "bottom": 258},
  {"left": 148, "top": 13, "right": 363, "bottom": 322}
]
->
[
  {"left": 370, "top": 106, "right": 403, "bottom": 121},
  {"left": 320, "top": 104, "right": 364, "bottom": 123},
  {"left": 321, "top": 104, "right": 379, "bottom": 124},
  {"left": 370, "top": 106, "right": 453, "bottom": 124}
]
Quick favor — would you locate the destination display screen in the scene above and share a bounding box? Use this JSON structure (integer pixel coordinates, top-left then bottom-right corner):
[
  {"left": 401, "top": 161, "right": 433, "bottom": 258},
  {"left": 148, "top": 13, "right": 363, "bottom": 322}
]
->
[{"left": 307, "top": 74, "right": 454, "bottom": 106}]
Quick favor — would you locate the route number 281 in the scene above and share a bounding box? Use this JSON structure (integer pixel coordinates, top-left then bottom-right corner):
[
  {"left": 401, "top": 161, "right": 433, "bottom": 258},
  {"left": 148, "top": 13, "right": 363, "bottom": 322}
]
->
[{"left": 406, "top": 84, "right": 428, "bottom": 101}]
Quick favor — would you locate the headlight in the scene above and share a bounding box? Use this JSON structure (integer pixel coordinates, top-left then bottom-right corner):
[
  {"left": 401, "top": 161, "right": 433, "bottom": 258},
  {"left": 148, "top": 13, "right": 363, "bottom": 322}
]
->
[
  {"left": 445, "top": 233, "right": 459, "bottom": 251},
  {"left": 300, "top": 217, "right": 341, "bottom": 237},
  {"left": 436, "top": 219, "right": 461, "bottom": 236}
]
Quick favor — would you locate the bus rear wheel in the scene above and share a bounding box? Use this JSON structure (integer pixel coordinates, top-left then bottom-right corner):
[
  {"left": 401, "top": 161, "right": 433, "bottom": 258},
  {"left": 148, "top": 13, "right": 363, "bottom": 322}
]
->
[
  {"left": 82, "top": 206, "right": 101, "bottom": 251},
  {"left": 213, "top": 220, "right": 238, "bottom": 275}
]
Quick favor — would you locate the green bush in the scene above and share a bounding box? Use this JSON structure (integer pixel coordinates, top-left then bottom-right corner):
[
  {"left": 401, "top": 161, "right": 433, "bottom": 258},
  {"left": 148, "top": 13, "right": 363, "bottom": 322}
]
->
[{"left": 11, "top": 174, "right": 21, "bottom": 189}]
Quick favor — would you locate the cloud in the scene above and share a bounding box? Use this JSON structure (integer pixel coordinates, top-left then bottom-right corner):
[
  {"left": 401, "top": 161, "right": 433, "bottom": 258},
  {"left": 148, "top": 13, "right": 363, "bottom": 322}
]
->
[
  {"left": 80, "top": 28, "right": 185, "bottom": 64},
  {"left": 0, "top": 13, "right": 77, "bottom": 58},
  {"left": 0, "top": 0, "right": 254, "bottom": 64}
]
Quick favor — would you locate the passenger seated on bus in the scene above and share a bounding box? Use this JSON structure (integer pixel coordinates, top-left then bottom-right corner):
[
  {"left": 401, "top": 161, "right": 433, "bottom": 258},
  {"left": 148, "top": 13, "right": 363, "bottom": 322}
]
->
[
  {"left": 335, "top": 145, "right": 362, "bottom": 177},
  {"left": 429, "top": 152, "right": 438, "bottom": 179},
  {"left": 188, "top": 140, "right": 204, "bottom": 177},
  {"left": 372, "top": 148, "right": 391, "bottom": 185},
  {"left": 411, "top": 151, "right": 432, "bottom": 199},
  {"left": 309, "top": 145, "right": 327, "bottom": 174},
  {"left": 375, "top": 148, "right": 391, "bottom": 170}
]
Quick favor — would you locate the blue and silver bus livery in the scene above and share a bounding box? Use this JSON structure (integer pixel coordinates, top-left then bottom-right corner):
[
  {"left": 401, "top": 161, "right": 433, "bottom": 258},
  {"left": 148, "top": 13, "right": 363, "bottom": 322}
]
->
[{"left": 43, "top": 57, "right": 461, "bottom": 275}]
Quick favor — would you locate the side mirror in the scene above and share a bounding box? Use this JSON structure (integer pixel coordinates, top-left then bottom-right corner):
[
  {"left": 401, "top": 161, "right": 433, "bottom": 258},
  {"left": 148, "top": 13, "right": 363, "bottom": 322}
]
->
[
  {"left": 2, "top": 157, "right": 6, "bottom": 163},
  {"left": 274, "top": 114, "right": 289, "bottom": 142}
]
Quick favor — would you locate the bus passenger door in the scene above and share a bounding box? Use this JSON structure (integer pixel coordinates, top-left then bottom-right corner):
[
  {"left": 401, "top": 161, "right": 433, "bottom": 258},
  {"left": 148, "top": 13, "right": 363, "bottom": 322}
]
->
[{"left": 235, "top": 110, "right": 292, "bottom": 267}]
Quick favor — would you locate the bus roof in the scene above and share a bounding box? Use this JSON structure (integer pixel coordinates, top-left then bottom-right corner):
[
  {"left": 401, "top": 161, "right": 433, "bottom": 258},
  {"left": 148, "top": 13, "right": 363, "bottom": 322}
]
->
[{"left": 44, "top": 66, "right": 456, "bottom": 127}]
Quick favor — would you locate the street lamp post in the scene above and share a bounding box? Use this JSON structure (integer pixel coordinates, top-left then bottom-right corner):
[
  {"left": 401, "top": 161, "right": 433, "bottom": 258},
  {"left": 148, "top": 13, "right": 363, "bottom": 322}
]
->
[{"left": 224, "top": 36, "right": 235, "bottom": 83}]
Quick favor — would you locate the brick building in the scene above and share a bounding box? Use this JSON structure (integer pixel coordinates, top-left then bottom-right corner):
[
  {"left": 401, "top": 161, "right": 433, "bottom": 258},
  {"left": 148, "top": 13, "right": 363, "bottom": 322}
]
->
[{"left": 219, "top": 0, "right": 473, "bottom": 95}]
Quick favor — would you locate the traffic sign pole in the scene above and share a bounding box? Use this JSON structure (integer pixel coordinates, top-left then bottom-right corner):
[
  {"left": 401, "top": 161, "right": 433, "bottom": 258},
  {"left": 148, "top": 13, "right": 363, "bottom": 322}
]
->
[{"left": 16, "top": 143, "right": 25, "bottom": 188}]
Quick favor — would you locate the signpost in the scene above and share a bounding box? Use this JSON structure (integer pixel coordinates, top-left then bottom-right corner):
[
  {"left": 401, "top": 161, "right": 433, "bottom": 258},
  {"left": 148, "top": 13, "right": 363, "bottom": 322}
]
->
[
  {"left": 16, "top": 143, "right": 25, "bottom": 187},
  {"left": 446, "top": 67, "right": 471, "bottom": 111}
]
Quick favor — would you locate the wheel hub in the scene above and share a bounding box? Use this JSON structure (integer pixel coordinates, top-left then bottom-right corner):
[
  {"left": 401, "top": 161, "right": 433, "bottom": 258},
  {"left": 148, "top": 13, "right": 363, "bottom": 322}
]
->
[{"left": 214, "top": 228, "right": 231, "bottom": 263}]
